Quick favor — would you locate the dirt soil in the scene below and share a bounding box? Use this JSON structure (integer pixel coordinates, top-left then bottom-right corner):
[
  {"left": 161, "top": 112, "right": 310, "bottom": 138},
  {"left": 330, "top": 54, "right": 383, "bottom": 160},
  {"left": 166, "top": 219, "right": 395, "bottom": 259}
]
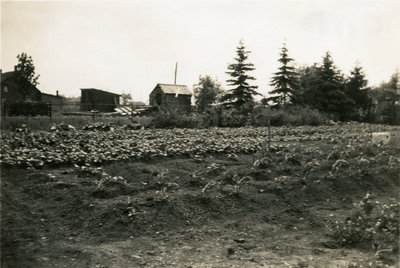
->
[{"left": 1, "top": 141, "right": 399, "bottom": 267}]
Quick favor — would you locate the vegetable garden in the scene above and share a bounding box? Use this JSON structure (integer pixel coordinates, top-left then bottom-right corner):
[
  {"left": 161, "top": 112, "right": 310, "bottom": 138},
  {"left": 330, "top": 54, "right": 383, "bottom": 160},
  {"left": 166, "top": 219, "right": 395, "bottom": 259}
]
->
[{"left": 1, "top": 122, "right": 399, "bottom": 267}]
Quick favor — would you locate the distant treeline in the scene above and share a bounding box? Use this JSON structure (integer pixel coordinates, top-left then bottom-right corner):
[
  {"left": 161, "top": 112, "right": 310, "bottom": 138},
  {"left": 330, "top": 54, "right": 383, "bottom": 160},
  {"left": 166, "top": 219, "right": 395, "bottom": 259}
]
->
[{"left": 192, "top": 41, "right": 400, "bottom": 125}]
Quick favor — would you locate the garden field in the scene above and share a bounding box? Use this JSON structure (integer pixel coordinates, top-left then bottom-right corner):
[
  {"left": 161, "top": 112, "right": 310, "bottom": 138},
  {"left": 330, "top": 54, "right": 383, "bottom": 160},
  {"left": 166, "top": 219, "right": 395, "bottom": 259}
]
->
[{"left": 1, "top": 123, "right": 399, "bottom": 267}]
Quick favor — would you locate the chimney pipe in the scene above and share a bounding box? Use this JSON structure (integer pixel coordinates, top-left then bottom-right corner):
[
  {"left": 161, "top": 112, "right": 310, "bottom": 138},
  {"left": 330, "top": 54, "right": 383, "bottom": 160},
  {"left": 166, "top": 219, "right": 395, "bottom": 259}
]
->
[
  {"left": 56, "top": 90, "right": 59, "bottom": 96},
  {"left": 174, "top": 62, "right": 178, "bottom": 85}
]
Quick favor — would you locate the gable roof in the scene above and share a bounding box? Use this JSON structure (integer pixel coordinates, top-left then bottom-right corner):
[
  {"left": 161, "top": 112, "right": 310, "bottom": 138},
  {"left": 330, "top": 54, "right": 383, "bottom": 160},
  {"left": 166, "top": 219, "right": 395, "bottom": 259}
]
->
[
  {"left": 1, "top": 71, "right": 14, "bottom": 82},
  {"left": 1, "top": 71, "right": 41, "bottom": 94},
  {"left": 41, "top": 92, "right": 63, "bottom": 98},
  {"left": 156, "top": 83, "right": 192, "bottom": 96},
  {"left": 80, "top": 88, "right": 121, "bottom": 96}
]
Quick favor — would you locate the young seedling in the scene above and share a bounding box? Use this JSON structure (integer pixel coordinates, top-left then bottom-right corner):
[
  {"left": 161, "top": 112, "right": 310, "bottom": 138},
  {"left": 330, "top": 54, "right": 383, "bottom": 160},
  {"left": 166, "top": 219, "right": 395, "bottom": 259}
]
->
[
  {"left": 233, "top": 176, "right": 255, "bottom": 194},
  {"left": 201, "top": 180, "right": 220, "bottom": 197}
]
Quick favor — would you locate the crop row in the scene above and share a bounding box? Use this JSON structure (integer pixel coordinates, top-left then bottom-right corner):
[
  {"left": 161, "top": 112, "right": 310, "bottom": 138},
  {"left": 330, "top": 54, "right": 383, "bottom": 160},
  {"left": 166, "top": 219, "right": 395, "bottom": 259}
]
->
[{"left": 0, "top": 123, "right": 393, "bottom": 168}]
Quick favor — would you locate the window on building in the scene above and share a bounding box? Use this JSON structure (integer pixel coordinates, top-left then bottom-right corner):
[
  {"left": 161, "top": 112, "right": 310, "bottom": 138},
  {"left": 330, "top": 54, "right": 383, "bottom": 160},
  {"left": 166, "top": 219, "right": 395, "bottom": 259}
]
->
[{"left": 3, "top": 86, "right": 8, "bottom": 93}]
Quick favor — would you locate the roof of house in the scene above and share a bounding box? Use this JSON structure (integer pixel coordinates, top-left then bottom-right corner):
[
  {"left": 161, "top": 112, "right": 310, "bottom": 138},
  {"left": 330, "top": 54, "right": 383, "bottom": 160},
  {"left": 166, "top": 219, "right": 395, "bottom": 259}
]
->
[
  {"left": 41, "top": 92, "right": 63, "bottom": 98},
  {"left": 1, "top": 71, "right": 15, "bottom": 82},
  {"left": 156, "top": 83, "right": 192, "bottom": 96},
  {"left": 80, "top": 88, "right": 121, "bottom": 96},
  {"left": 1, "top": 71, "right": 41, "bottom": 92}
]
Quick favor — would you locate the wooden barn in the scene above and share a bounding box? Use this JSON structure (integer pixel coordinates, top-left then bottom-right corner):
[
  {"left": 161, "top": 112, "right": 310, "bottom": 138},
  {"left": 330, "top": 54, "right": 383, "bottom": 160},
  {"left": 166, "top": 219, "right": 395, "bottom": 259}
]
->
[
  {"left": 1, "top": 71, "right": 41, "bottom": 103},
  {"left": 149, "top": 83, "right": 192, "bottom": 112},
  {"left": 41, "top": 91, "right": 63, "bottom": 104},
  {"left": 41, "top": 91, "right": 65, "bottom": 114},
  {"left": 80, "top": 88, "right": 121, "bottom": 112}
]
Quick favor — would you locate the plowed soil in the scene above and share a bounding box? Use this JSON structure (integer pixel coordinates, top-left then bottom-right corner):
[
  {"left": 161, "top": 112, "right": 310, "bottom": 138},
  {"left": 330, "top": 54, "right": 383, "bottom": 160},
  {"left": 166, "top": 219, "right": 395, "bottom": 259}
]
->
[{"left": 1, "top": 139, "right": 399, "bottom": 267}]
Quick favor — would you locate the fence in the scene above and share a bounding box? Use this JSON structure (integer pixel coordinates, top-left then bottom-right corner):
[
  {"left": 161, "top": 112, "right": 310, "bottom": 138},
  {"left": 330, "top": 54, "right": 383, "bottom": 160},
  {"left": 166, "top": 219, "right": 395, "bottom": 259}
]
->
[
  {"left": 3, "top": 101, "right": 52, "bottom": 117},
  {"left": 0, "top": 101, "right": 157, "bottom": 130}
]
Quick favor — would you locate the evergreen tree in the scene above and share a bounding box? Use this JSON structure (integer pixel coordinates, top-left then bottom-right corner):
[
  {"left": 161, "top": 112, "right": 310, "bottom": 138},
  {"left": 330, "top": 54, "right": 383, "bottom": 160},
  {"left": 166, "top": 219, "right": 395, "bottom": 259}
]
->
[
  {"left": 377, "top": 71, "right": 400, "bottom": 124},
  {"left": 314, "top": 52, "right": 350, "bottom": 119},
  {"left": 194, "top": 75, "right": 224, "bottom": 113},
  {"left": 345, "top": 63, "right": 371, "bottom": 120},
  {"left": 293, "top": 64, "right": 320, "bottom": 107},
  {"left": 268, "top": 43, "right": 298, "bottom": 106},
  {"left": 223, "top": 39, "right": 259, "bottom": 111},
  {"left": 293, "top": 52, "right": 352, "bottom": 120}
]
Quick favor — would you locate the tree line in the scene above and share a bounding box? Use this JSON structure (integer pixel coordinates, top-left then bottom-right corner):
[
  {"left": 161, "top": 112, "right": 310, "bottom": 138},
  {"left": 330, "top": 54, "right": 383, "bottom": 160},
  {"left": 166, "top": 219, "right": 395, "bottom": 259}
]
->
[
  {"left": 12, "top": 47, "right": 399, "bottom": 125},
  {"left": 194, "top": 40, "right": 400, "bottom": 124}
]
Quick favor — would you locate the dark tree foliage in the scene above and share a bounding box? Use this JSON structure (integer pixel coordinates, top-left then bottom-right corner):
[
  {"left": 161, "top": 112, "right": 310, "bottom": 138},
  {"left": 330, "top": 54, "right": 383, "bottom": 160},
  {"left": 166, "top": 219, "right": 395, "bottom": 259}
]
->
[
  {"left": 120, "top": 93, "right": 133, "bottom": 105},
  {"left": 345, "top": 64, "right": 371, "bottom": 120},
  {"left": 316, "top": 52, "right": 351, "bottom": 118},
  {"left": 293, "top": 64, "right": 319, "bottom": 107},
  {"left": 386, "top": 72, "right": 400, "bottom": 124},
  {"left": 295, "top": 52, "right": 351, "bottom": 120},
  {"left": 372, "top": 71, "right": 400, "bottom": 124},
  {"left": 194, "top": 75, "right": 224, "bottom": 113},
  {"left": 268, "top": 43, "right": 298, "bottom": 107},
  {"left": 223, "top": 39, "right": 259, "bottom": 111},
  {"left": 14, "top": 53, "right": 40, "bottom": 95}
]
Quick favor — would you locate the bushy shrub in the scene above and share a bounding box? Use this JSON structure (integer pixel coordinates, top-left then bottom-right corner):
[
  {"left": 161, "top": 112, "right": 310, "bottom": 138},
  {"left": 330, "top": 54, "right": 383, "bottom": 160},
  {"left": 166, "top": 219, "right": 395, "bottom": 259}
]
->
[
  {"left": 200, "top": 106, "right": 248, "bottom": 128},
  {"left": 133, "top": 116, "right": 152, "bottom": 128},
  {"left": 219, "top": 108, "right": 248, "bottom": 127},
  {"left": 150, "top": 109, "right": 202, "bottom": 129},
  {"left": 147, "top": 105, "right": 329, "bottom": 128},
  {"left": 251, "top": 105, "right": 329, "bottom": 126},
  {"left": 201, "top": 106, "right": 223, "bottom": 127},
  {"left": 326, "top": 193, "right": 399, "bottom": 264}
]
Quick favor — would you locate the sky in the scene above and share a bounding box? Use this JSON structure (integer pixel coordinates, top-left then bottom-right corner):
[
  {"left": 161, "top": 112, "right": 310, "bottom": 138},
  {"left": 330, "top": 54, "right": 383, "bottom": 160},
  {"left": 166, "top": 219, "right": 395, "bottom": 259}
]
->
[{"left": 1, "top": 0, "right": 400, "bottom": 102}]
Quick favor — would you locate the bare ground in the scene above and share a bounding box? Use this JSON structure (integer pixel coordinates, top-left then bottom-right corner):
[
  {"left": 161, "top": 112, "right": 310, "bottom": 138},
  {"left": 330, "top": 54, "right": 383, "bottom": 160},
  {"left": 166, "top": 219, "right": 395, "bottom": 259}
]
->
[{"left": 1, "top": 143, "right": 399, "bottom": 267}]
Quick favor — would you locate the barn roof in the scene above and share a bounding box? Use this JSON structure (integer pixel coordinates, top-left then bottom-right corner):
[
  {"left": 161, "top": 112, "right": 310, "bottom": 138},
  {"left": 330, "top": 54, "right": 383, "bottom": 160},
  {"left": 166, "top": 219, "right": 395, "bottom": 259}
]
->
[
  {"left": 157, "top": 84, "right": 192, "bottom": 96},
  {"left": 80, "top": 88, "right": 121, "bottom": 96},
  {"left": 41, "top": 92, "right": 63, "bottom": 98}
]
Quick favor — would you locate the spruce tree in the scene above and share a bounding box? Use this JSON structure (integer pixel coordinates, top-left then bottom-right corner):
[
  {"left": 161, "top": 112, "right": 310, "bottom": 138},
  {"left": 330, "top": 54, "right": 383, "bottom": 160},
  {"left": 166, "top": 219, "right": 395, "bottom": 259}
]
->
[
  {"left": 345, "top": 63, "right": 370, "bottom": 120},
  {"left": 268, "top": 43, "right": 298, "bottom": 106},
  {"left": 314, "top": 52, "right": 350, "bottom": 119},
  {"left": 381, "top": 71, "right": 400, "bottom": 124},
  {"left": 293, "top": 64, "right": 319, "bottom": 107},
  {"left": 223, "top": 39, "right": 259, "bottom": 111}
]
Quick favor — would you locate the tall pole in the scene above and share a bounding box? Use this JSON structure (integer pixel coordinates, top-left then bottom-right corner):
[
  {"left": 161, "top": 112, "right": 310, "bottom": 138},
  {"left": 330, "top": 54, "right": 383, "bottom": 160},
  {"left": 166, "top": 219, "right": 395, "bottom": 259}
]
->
[{"left": 174, "top": 62, "right": 178, "bottom": 85}]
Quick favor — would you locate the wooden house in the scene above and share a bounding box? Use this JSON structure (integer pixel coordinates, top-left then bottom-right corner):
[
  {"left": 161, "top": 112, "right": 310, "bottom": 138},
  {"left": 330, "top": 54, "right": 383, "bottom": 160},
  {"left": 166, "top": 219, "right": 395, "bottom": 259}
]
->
[
  {"left": 149, "top": 83, "right": 192, "bottom": 112},
  {"left": 1, "top": 71, "right": 41, "bottom": 103},
  {"left": 80, "top": 88, "right": 120, "bottom": 112}
]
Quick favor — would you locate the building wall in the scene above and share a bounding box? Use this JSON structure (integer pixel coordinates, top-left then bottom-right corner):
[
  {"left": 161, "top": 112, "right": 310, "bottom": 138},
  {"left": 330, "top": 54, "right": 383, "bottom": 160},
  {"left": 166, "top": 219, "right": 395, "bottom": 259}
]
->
[
  {"left": 149, "top": 87, "right": 166, "bottom": 107},
  {"left": 164, "top": 94, "right": 191, "bottom": 112},
  {"left": 41, "top": 94, "right": 65, "bottom": 114},
  {"left": 149, "top": 86, "right": 191, "bottom": 112},
  {"left": 41, "top": 94, "right": 64, "bottom": 105},
  {"left": 1, "top": 78, "right": 41, "bottom": 103},
  {"left": 81, "top": 89, "right": 120, "bottom": 112}
]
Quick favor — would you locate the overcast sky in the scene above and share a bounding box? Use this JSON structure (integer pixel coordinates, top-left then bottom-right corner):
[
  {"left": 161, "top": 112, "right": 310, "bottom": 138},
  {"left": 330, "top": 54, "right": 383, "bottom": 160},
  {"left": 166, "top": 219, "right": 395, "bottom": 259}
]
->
[{"left": 1, "top": 0, "right": 399, "bottom": 102}]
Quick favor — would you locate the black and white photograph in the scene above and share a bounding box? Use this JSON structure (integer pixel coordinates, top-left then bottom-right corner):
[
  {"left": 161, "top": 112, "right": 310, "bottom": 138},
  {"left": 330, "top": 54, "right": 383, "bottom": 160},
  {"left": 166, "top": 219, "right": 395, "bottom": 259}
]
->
[{"left": 1, "top": 0, "right": 399, "bottom": 267}]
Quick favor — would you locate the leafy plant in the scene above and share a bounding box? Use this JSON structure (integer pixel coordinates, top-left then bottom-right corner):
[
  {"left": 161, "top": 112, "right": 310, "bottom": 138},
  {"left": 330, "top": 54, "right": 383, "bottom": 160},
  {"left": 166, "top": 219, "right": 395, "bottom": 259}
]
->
[{"left": 326, "top": 193, "right": 399, "bottom": 264}]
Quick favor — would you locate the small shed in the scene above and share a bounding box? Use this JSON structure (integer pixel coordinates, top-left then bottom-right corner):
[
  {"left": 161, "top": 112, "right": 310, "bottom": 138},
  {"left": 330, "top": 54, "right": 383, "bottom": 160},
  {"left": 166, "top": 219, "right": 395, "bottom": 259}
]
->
[
  {"left": 149, "top": 83, "right": 192, "bottom": 112},
  {"left": 80, "top": 88, "right": 120, "bottom": 112}
]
